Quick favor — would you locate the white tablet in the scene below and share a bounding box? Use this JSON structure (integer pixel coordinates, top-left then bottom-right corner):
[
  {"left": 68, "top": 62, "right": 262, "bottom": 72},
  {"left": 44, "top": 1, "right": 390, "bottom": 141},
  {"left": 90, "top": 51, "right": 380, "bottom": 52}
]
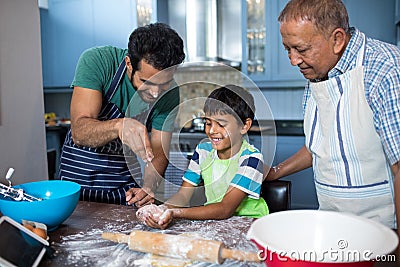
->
[{"left": 0, "top": 216, "right": 49, "bottom": 267}]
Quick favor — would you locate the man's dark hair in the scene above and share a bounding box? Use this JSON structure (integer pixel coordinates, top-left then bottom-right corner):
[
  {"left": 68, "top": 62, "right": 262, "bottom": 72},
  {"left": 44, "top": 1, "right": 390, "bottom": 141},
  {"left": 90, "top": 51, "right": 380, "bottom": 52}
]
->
[
  {"left": 204, "top": 85, "right": 255, "bottom": 124},
  {"left": 128, "top": 22, "right": 185, "bottom": 72}
]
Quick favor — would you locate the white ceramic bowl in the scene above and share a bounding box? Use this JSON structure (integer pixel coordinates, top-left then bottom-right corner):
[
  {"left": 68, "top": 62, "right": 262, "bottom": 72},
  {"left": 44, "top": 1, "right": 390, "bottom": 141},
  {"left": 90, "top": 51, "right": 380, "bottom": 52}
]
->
[{"left": 247, "top": 210, "right": 398, "bottom": 266}]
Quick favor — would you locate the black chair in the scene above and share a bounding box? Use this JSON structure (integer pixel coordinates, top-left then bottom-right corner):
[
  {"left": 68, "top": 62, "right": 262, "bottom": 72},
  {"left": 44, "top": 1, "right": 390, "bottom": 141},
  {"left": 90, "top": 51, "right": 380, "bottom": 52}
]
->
[
  {"left": 47, "top": 149, "right": 57, "bottom": 180},
  {"left": 261, "top": 180, "right": 291, "bottom": 213}
]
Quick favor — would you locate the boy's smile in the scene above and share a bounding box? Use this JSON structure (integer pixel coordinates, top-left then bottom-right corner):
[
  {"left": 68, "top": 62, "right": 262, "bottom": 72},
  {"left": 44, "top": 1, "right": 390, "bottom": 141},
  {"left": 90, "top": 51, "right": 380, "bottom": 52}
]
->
[{"left": 205, "top": 113, "right": 249, "bottom": 160}]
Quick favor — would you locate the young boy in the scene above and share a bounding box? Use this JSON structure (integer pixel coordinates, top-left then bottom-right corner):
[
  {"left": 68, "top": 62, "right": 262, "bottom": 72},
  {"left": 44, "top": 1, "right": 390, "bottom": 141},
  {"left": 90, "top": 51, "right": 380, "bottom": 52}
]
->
[{"left": 138, "top": 85, "right": 269, "bottom": 229}]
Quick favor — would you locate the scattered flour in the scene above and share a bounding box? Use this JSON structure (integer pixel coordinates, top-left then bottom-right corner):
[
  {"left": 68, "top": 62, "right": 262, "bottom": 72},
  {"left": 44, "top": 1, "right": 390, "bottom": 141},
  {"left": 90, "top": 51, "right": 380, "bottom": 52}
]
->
[{"left": 50, "top": 216, "right": 263, "bottom": 267}]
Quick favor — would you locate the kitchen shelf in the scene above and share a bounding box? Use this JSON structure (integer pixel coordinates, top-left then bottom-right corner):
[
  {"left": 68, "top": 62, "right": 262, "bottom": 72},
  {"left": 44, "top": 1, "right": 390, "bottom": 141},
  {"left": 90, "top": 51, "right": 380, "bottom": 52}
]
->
[{"left": 44, "top": 87, "right": 73, "bottom": 94}]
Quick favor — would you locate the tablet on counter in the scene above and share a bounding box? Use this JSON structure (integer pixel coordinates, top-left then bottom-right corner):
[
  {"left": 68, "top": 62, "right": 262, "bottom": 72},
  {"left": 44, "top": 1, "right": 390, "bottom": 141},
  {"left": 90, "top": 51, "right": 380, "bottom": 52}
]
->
[{"left": 0, "top": 216, "right": 49, "bottom": 267}]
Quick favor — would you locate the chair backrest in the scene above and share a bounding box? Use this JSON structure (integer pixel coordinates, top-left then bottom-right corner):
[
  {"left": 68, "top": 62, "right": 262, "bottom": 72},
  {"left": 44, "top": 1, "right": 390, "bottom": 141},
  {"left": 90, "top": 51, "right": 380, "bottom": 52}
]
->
[
  {"left": 261, "top": 180, "right": 291, "bottom": 213},
  {"left": 47, "top": 149, "right": 57, "bottom": 180}
]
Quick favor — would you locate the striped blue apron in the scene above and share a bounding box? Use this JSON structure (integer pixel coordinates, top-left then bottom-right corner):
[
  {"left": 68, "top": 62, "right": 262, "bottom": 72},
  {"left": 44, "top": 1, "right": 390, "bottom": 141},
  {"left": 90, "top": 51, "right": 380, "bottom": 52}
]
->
[
  {"left": 304, "top": 33, "right": 396, "bottom": 229},
  {"left": 59, "top": 61, "right": 142, "bottom": 205}
]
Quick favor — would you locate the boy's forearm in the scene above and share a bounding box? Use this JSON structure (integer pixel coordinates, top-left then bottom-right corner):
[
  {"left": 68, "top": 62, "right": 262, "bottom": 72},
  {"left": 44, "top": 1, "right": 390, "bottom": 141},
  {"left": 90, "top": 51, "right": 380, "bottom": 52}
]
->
[{"left": 171, "top": 203, "right": 234, "bottom": 220}]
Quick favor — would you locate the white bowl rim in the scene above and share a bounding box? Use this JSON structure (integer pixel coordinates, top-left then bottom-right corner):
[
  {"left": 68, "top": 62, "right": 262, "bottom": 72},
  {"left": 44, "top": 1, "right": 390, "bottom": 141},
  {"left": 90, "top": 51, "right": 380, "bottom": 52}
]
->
[{"left": 247, "top": 210, "right": 399, "bottom": 263}]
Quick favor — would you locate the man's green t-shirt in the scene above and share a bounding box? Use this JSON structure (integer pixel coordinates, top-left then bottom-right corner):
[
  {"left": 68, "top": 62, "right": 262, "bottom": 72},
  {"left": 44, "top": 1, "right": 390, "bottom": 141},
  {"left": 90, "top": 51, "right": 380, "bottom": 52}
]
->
[{"left": 71, "top": 46, "right": 179, "bottom": 131}]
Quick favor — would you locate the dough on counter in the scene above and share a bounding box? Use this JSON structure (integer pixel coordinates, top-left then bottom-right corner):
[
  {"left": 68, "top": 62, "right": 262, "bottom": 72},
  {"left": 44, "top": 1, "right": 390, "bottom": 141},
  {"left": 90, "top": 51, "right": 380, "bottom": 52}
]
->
[{"left": 136, "top": 204, "right": 167, "bottom": 224}]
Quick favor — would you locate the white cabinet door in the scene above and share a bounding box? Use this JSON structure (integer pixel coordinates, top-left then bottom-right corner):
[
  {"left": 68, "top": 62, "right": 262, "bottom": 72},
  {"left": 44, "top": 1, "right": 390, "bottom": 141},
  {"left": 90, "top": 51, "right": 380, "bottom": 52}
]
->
[
  {"left": 242, "top": 0, "right": 305, "bottom": 87},
  {"left": 42, "top": 0, "right": 138, "bottom": 87}
]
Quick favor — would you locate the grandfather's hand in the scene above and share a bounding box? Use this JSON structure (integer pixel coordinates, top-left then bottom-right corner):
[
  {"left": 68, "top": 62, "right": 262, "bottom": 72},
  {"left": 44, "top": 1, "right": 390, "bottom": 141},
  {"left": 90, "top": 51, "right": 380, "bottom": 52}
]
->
[
  {"left": 125, "top": 187, "right": 154, "bottom": 208},
  {"left": 119, "top": 118, "right": 154, "bottom": 162}
]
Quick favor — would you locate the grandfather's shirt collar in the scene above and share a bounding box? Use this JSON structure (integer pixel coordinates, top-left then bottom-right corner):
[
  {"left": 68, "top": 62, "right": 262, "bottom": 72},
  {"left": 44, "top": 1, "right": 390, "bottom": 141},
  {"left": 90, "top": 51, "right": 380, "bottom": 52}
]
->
[{"left": 328, "top": 27, "right": 363, "bottom": 79}]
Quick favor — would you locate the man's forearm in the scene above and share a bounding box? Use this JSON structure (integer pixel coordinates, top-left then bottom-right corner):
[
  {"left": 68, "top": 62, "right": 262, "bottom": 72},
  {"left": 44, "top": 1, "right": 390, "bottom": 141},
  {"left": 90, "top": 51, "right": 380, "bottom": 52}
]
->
[
  {"left": 142, "top": 130, "right": 172, "bottom": 191},
  {"left": 266, "top": 145, "right": 312, "bottom": 180},
  {"left": 142, "top": 165, "right": 162, "bottom": 190},
  {"left": 143, "top": 155, "right": 169, "bottom": 190},
  {"left": 392, "top": 162, "right": 399, "bottom": 232},
  {"left": 71, "top": 117, "right": 122, "bottom": 147}
]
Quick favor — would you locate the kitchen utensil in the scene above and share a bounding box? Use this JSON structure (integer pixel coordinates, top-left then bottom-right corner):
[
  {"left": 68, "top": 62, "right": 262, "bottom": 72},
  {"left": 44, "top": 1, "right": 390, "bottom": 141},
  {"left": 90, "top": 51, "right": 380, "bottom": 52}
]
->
[
  {"left": 102, "top": 230, "right": 261, "bottom": 264},
  {"left": 5, "top": 167, "right": 14, "bottom": 185},
  {"left": 0, "top": 168, "right": 42, "bottom": 202},
  {"left": 247, "top": 210, "right": 398, "bottom": 267},
  {"left": 0, "top": 180, "right": 81, "bottom": 231}
]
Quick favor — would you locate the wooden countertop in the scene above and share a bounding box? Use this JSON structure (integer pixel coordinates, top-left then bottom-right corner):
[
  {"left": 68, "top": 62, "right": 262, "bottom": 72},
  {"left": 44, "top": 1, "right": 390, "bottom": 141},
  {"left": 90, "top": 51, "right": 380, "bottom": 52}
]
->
[{"left": 39, "top": 201, "right": 263, "bottom": 267}]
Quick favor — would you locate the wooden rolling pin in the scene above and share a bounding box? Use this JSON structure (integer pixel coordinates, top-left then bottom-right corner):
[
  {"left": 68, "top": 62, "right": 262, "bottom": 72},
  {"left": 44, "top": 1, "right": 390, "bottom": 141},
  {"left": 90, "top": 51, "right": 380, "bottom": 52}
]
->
[{"left": 102, "top": 230, "right": 261, "bottom": 264}]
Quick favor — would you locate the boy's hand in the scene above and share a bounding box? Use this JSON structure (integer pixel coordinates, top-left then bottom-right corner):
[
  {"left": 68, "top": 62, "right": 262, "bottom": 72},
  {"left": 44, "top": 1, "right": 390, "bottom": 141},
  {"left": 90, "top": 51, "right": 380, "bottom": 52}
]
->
[{"left": 144, "top": 209, "right": 174, "bottom": 230}]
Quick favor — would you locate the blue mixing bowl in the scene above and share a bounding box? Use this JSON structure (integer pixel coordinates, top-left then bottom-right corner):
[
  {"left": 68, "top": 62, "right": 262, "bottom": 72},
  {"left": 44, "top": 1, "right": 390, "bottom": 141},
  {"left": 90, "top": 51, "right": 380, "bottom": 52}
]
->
[{"left": 0, "top": 180, "right": 81, "bottom": 231}]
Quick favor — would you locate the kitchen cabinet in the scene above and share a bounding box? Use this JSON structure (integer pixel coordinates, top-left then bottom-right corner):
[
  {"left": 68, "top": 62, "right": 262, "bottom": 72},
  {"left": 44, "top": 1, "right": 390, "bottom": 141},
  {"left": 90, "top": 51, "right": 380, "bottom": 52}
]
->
[
  {"left": 42, "top": 0, "right": 397, "bottom": 88},
  {"left": 40, "top": 0, "right": 139, "bottom": 87},
  {"left": 166, "top": 0, "right": 305, "bottom": 88},
  {"left": 241, "top": 0, "right": 305, "bottom": 88},
  {"left": 240, "top": 0, "right": 397, "bottom": 87}
]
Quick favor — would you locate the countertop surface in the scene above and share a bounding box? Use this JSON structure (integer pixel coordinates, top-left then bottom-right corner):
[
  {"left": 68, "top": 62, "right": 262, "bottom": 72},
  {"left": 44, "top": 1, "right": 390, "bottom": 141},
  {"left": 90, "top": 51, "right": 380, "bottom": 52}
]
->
[
  {"left": 40, "top": 201, "right": 263, "bottom": 267},
  {"left": 1, "top": 200, "right": 396, "bottom": 266},
  {"left": 39, "top": 201, "right": 398, "bottom": 267}
]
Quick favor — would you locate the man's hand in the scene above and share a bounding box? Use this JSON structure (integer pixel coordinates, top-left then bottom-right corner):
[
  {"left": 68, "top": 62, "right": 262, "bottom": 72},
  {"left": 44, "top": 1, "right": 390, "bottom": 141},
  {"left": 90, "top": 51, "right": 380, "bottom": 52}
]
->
[
  {"left": 126, "top": 187, "right": 155, "bottom": 208},
  {"left": 119, "top": 118, "right": 154, "bottom": 163}
]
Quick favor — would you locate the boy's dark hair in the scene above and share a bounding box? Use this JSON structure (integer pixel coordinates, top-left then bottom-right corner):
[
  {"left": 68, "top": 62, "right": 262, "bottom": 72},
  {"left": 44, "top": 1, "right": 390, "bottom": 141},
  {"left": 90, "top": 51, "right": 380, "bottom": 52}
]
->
[
  {"left": 204, "top": 85, "right": 255, "bottom": 124},
  {"left": 128, "top": 23, "right": 185, "bottom": 72}
]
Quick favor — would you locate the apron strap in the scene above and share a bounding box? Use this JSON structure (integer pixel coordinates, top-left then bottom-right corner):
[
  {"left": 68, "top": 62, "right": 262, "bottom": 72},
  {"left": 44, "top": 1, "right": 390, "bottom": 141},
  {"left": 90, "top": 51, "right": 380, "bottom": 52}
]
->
[
  {"left": 104, "top": 60, "right": 127, "bottom": 102},
  {"left": 356, "top": 33, "right": 367, "bottom": 67}
]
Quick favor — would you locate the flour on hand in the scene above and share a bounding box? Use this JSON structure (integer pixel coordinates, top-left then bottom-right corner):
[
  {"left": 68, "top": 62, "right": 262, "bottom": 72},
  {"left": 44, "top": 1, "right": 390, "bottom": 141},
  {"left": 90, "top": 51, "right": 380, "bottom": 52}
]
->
[{"left": 136, "top": 204, "right": 168, "bottom": 224}]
